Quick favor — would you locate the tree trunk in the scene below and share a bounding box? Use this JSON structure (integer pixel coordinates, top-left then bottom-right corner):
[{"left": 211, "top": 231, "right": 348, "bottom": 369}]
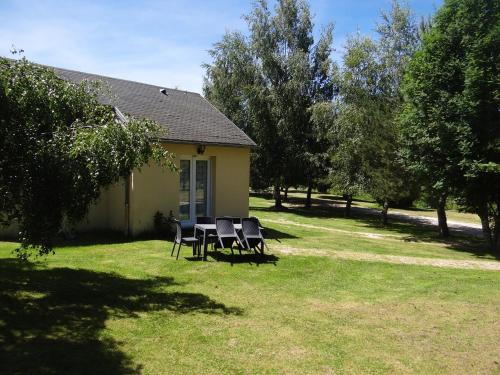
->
[
  {"left": 436, "top": 193, "right": 449, "bottom": 238},
  {"left": 273, "top": 184, "right": 282, "bottom": 209},
  {"left": 381, "top": 200, "right": 389, "bottom": 225},
  {"left": 305, "top": 179, "right": 312, "bottom": 208},
  {"left": 283, "top": 186, "right": 289, "bottom": 202},
  {"left": 477, "top": 200, "right": 493, "bottom": 249},
  {"left": 344, "top": 194, "right": 353, "bottom": 217},
  {"left": 495, "top": 227, "right": 500, "bottom": 255}
]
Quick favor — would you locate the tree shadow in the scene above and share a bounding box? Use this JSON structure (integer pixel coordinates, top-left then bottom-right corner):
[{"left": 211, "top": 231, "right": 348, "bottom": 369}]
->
[
  {"left": 316, "top": 194, "right": 375, "bottom": 204},
  {"left": 53, "top": 230, "right": 131, "bottom": 247},
  {"left": 0, "top": 259, "right": 242, "bottom": 374},
  {"left": 250, "top": 191, "right": 274, "bottom": 200}
]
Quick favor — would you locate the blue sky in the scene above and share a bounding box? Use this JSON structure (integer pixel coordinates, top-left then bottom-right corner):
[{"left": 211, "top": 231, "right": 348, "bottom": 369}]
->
[{"left": 0, "top": 0, "right": 442, "bottom": 94}]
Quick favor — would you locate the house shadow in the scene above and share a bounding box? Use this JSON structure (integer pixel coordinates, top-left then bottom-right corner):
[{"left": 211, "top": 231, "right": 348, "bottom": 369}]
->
[{"left": 0, "top": 258, "right": 242, "bottom": 374}]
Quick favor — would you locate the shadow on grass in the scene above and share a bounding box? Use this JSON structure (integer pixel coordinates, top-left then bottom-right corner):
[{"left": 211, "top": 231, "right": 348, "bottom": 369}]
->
[
  {"left": 0, "top": 259, "right": 242, "bottom": 374},
  {"left": 207, "top": 249, "right": 279, "bottom": 266},
  {"left": 53, "top": 230, "right": 131, "bottom": 248},
  {"left": 315, "top": 194, "right": 374, "bottom": 205},
  {"left": 263, "top": 227, "right": 298, "bottom": 241}
]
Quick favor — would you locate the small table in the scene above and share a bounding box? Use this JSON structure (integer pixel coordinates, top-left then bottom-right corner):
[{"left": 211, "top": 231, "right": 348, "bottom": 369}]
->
[{"left": 194, "top": 223, "right": 242, "bottom": 261}]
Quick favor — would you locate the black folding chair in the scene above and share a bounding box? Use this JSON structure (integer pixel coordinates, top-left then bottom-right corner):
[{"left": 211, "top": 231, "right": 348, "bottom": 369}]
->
[
  {"left": 221, "top": 216, "right": 243, "bottom": 242},
  {"left": 171, "top": 220, "right": 199, "bottom": 260},
  {"left": 241, "top": 217, "right": 268, "bottom": 255},
  {"left": 250, "top": 216, "right": 279, "bottom": 243},
  {"left": 215, "top": 217, "right": 244, "bottom": 256}
]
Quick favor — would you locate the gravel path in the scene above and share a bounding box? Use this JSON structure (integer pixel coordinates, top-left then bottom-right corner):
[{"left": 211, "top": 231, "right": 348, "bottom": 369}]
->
[{"left": 384, "top": 209, "right": 483, "bottom": 237}]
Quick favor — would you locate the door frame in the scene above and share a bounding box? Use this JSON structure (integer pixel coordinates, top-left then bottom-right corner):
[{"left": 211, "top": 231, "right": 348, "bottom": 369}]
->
[{"left": 179, "top": 156, "right": 212, "bottom": 225}]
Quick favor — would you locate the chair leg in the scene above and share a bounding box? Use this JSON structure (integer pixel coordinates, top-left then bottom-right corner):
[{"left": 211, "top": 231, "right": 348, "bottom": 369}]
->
[
  {"left": 171, "top": 242, "right": 176, "bottom": 257},
  {"left": 176, "top": 243, "right": 182, "bottom": 260},
  {"left": 251, "top": 245, "right": 258, "bottom": 255}
]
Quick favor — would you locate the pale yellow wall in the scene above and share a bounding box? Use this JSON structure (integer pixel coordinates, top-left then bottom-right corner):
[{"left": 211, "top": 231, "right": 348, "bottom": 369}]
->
[
  {"left": 0, "top": 143, "right": 251, "bottom": 238},
  {"left": 129, "top": 143, "right": 250, "bottom": 235},
  {"left": 75, "top": 180, "right": 126, "bottom": 232},
  {"left": 0, "top": 181, "right": 126, "bottom": 238},
  {"left": 107, "top": 181, "right": 127, "bottom": 231}
]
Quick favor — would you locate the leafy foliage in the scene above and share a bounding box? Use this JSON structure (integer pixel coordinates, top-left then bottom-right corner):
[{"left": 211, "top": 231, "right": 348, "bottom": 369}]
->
[
  {"left": 327, "top": 2, "right": 419, "bottom": 219},
  {"left": 0, "top": 56, "right": 174, "bottom": 258},
  {"left": 400, "top": 0, "right": 500, "bottom": 250},
  {"left": 204, "top": 0, "right": 337, "bottom": 207}
]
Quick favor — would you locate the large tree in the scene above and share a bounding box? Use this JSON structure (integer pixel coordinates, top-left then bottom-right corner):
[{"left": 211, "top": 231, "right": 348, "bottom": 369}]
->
[
  {"left": 369, "top": 0, "right": 420, "bottom": 224},
  {"left": 329, "top": 34, "right": 388, "bottom": 218},
  {"left": 325, "top": 1, "right": 419, "bottom": 222},
  {"left": 0, "top": 56, "right": 174, "bottom": 258},
  {"left": 400, "top": 0, "right": 500, "bottom": 250},
  {"left": 204, "top": 0, "right": 336, "bottom": 208}
]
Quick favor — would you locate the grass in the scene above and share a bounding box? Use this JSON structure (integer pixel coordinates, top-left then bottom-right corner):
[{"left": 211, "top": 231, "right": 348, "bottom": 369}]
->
[{"left": 0, "top": 192, "right": 499, "bottom": 374}]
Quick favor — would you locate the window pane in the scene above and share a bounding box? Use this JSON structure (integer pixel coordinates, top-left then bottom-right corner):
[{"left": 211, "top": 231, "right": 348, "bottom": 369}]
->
[
  {"left": 195, "top": 160, "right": 208, "bottom": 217},
  {"left": 179, "top": 160, "right": 190, "bottom": 221}
]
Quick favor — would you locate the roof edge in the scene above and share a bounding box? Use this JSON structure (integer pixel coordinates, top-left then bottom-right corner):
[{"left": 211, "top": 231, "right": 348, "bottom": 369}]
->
[{"left": 159, "top": 138, "right": 255, "bottom": 149}]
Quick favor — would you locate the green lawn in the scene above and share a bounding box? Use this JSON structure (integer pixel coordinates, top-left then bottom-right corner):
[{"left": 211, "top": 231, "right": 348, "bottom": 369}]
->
[{"left": 0, "top": 193, "right": 499, "bottom": 374}]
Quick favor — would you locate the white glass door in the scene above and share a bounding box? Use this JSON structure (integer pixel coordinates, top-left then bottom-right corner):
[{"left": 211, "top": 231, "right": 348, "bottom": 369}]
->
[
  {"left": 179, "top": 160, "right": 191, "bottom": 221},
  {"left": 179, "top": 157, "right": 211, "bottom": 224}
]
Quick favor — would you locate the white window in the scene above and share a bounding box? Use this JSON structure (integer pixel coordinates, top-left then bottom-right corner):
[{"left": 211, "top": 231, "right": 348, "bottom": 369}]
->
[{"left": 179, "top": 157, "right": 212, "bottom": 225}]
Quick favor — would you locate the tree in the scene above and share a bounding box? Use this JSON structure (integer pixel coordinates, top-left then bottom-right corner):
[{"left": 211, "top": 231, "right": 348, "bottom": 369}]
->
[
  {"left": 326, "top": 1, "right": 419, "bottom": 222},
  {"left": 369, "top": 0, "right": 420, "bottom": 225},
  {"left": 204, "top": 0, "right": 336, "bottom": 208},
  {"left": 0, "top": 56, "right": 174, "bottom": 258},
  {"left": 203, "top": 32, "right": 256, "bottom": 139},
  {"left": 400, "top": 0, "right": 500, "bottom": 249},
  {"left": 327, "top": 34, "right": 383, "bottom": 217}
]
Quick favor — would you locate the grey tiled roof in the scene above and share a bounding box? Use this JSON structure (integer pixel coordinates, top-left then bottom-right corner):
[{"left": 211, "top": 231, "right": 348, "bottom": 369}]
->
[{"left": 50, "top": 66, "right": 255, "bottom": 147}]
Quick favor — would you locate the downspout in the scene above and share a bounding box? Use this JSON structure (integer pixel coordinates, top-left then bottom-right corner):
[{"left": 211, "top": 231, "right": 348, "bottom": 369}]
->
[
  {"left": 125, "top": 174, "right": 131, "bottom": 238},
  {"left": 114, "top": 106, "right": 132, "bottom": 237}
]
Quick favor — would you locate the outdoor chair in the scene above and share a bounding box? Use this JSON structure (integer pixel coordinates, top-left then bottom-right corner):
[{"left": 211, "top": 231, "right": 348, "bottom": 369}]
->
[
  {"left": 241, "top": 217, "right": 268, "bottom": 255},
  {"left": 196, "top": 216, "right": 217, "bottom": 250},
  {"left": 250, "top": 216, "right": 272, "bottom": 240},
  {"left": 171, "top": 220, "right": 199, "bottom": 260},
  {"left": 215, "top": 217, "right": 244, "bottom": 256},
  {"left": 222, "top": 216, "right": 243, "bottom": 242}
]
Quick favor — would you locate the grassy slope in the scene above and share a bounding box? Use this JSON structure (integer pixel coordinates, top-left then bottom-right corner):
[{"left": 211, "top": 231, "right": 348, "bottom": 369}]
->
[{"left": 0, "top": 193, "right": 499, "bottom": 374}]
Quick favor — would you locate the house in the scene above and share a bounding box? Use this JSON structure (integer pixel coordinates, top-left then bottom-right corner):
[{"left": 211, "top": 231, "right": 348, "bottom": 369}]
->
[{"left": 5, "top": 65, "right": 256, "bottom": 237}]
